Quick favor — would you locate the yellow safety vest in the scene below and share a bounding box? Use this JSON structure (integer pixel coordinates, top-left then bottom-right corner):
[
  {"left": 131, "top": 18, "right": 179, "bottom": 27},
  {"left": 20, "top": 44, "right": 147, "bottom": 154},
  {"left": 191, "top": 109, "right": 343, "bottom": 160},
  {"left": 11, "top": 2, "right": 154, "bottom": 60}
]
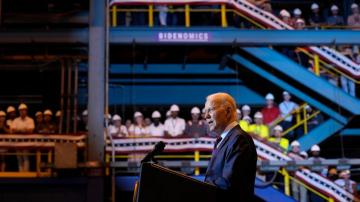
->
[
  {"left": 268, "top": 137, "right": 289, "bottom": 151},
  {"left": 248, "top": 124, "right": 269, "bottom": 138},
  {"left": 239, "top": 120, "right": 249, "bottom": 132}
]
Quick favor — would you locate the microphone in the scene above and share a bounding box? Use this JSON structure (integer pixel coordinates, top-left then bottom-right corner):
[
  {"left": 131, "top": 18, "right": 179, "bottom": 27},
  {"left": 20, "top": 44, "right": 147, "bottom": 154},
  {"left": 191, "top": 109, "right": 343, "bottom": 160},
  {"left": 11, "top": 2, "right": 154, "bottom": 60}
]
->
[{"left": 141, "top": 141, "right": 166, "bottom": 163}]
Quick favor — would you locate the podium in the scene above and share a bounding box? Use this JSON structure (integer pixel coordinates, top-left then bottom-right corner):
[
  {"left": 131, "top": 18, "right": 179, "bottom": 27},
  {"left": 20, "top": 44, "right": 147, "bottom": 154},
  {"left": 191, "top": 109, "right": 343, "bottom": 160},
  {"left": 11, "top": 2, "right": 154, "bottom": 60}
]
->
[{"left": 134, "top": 163, "right": 217, "bottom": 202}]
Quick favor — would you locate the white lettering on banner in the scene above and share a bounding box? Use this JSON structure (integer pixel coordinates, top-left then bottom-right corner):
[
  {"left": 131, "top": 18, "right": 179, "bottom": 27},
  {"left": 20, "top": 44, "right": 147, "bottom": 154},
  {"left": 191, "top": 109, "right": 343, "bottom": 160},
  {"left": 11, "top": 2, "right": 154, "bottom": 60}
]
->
[{"left": 157, "top": 32, "right": 210, "bottom": 42}]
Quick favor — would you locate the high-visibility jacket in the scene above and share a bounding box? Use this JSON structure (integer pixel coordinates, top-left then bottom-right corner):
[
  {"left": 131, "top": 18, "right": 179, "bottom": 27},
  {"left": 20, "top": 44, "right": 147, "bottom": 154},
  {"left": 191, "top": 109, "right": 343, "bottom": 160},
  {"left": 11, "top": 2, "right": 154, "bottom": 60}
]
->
[{"left": 248, "top": 124, "right": 269, "bottom": 138}]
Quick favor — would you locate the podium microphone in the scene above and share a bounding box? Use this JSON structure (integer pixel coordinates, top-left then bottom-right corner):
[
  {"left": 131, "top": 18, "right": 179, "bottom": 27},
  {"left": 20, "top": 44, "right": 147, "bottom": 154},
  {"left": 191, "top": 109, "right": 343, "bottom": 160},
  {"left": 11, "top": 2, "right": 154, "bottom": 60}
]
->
[{"left": 141, "top": 141, "right": 166, "bottom": 163}]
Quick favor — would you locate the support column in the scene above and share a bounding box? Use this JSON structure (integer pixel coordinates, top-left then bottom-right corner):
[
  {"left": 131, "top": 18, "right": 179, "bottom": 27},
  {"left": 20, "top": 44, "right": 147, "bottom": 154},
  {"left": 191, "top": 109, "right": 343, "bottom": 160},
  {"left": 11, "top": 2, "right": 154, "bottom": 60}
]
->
[
  {"left": 88, "top": 0, "right": 106, "bottom": 200},
  {"left": 88, "top": 0, "right": 105, "bottom": 165}
]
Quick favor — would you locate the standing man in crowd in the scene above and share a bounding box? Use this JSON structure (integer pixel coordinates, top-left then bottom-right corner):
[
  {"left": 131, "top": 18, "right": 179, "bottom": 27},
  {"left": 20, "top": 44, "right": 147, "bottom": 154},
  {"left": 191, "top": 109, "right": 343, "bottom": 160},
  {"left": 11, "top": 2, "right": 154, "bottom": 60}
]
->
[
  {"left": 148, "top": 111, "right": 165, "bottom": 137},
  {"left": 164, "top": 104, "right": 185, "bottom": 137},
  {"left": 204, "top": 93, "right": 257, "bottom": 202},
  {"left": 279, "top": 91, "right": 298, "bottom": 139},
  {"left": 185, "top": 107, "right": 207, "bottom": 138},
  {"left": 109, "top": 114, "right": 128, "bottom": 137},
  {"left": 39, "top": 110, "right": 57, "bottom": 134},
  {"left": 11, "top": 103, "right": 35, "bottom": 172},
  {"left": 261, "top": 93, "right": 280, "bottom": 125},
  {"left": 6, "top": 106, "right": 17, "bottom": 129}
]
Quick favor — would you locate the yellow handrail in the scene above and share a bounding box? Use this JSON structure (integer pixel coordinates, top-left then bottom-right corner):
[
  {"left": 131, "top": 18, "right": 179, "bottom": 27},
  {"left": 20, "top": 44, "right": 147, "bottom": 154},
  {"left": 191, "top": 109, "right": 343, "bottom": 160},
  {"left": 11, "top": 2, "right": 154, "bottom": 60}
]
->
[
  {"left": 269, "top": 103, "right": 307, "bottom": 128},
  {"left": 281, "top": 110, "right": 320, "bottom": 137},
  {"left": 297, "top": 47, "right": 360, "bottom": 84}
]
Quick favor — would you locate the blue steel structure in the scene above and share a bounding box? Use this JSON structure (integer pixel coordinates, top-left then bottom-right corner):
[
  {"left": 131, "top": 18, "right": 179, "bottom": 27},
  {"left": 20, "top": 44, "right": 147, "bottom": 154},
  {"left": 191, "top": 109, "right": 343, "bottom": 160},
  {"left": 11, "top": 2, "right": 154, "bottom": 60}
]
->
[
  {"left": 2, "top": 28, "right": 360, "bottom": 45},
  {"left": 230, "top": 48, "right": 360, "bottom": 150}
]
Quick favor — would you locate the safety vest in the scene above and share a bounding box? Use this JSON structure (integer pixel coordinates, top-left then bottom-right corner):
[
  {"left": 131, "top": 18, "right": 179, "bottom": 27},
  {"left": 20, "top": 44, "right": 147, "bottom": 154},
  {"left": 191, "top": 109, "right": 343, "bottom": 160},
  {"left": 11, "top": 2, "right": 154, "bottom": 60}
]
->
[{"left": 248, "top": 124, "right": 269, "bottom": 138}]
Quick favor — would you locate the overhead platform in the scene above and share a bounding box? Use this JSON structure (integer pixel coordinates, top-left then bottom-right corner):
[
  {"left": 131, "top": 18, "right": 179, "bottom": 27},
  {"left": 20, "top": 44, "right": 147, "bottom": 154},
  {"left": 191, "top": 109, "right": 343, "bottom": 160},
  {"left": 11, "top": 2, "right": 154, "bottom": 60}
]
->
[{"left": 1, "top": 28, "right": 360, "bottom": 45}]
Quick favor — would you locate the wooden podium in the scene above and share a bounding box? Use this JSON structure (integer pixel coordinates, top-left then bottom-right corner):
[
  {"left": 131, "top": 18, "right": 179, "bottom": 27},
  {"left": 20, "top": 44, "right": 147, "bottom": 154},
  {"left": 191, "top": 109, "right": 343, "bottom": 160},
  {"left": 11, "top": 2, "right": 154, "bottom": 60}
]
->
[{"left": 133, "top": 163, "right": 217, "bottom": 202}]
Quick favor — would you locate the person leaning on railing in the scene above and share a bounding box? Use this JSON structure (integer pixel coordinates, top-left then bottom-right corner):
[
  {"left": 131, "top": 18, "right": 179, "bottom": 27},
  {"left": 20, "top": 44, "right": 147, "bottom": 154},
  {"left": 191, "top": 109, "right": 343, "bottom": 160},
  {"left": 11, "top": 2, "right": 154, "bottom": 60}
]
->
[{"left": 128, "top": 111, "right": 150, "bottom": 137}]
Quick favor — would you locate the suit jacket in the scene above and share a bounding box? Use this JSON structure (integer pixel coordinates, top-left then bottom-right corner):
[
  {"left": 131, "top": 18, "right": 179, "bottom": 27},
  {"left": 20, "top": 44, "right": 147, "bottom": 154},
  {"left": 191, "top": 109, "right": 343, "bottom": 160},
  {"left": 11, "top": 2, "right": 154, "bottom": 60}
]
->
[{"left": 205, "top": 125, "right": 257, "bottom": 202}]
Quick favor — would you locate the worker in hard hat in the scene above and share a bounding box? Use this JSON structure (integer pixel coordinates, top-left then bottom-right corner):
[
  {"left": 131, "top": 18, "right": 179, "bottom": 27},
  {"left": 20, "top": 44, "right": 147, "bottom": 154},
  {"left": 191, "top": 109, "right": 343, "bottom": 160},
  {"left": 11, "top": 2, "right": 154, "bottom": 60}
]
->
[
  {"left": 185, "top": 107, "right": 207, "bottom": 138},
  {"left": 6, "top": 106, "right": 17, "bottom": 129},
  {"left": 78, "top": 109, "right": 88, "bottom": 131},
  {"left": 248, "top": 112, "right": 269, "bottom": 140},
  {"left": 148, "top": 111, "right": 165, "bottom": 137},
  {"left": 11, "top": 103, "right": 35, "bottom": 172},
  {"left": 109, "top": 114, "right": 128, "bottom": 137},
  {"left": 308, "top": 144, "right": 327, "bottom": 177},
  {"left": 34, "top": 111, "right": 43, "bottom": 133},
  {"left": 241, "top": 105, "right": 251, "bottom": 117},
  {"left": 164, "top": 104, "right": 185, "bottom": 137},
  {"left": 287, "top": 140, "right": 307, "bottom": 202},
  {"left": 279, "top": 91, "right": 298, "bottom": 140},
  {"left": 261, "top": 93, "right": 280, "bottom": 125},
  {"left": 236, "top": 108, "right": 241, "bottom": 122},
  {"left": 279, "top": 9, "right": 293, "bottom": 26},
  {"left": 129, "top": 111, "right": 149, "bottom": 137},
  {"left": 309, "top": 3, "right": 326, "bottom": 29},
  {"left": 39, "top": 110, "right": 57, "bottom": 134},
  {"left": 327, "top": 5, "right": 344, "bottom": 26},
  {"left": 239, "top": 115, "right": 251, "bottom": 132},
  {"left": 335, "top": 170, "right": 357, "bottom": 194},
  {"left": 268, "top": 125, "right": 289, "bottom": 151}
]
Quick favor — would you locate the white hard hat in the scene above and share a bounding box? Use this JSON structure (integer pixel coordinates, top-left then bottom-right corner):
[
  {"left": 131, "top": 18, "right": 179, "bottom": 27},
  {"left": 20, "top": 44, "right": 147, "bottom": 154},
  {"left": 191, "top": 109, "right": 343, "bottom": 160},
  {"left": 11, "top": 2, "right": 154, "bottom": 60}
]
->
[
  {"left": 290, "top": 140, "right": 300, "bottom": 147},
  {"left": 311, "top": 3, "right": 319, "bottom": 10},
  {"left": 112, "top": 114, "right": 121, "bottom": 121},
  {"left": 300, "top": 151, "right": 308, "bottom": 158},
  {"left": 296, "top": 18, "right": 305, "bottom": 24},
  {"left": 166, "top": 110, "right": 171, "bottom": 117},
  {"left": 339, "top": 170, "right": 350, "bottom": 177},
  {"left": 254, "top": 112, "right": 263, "bottom": 119},
  {"left": 311, "top": 144, "right": 320, "bottom": 152},
  {"left": 273, "top": 125, "right": 283, "bottom": 132},
  {"left": 18, "top": 103, "right": 28, "bottom": 110},
  {"left": 6, "top": 106, "right": 15, "bottom": 113},
  {"left": 293, "top": 8, "right": 302, "bottom": 15},
  {"left": 280, "top": 9, "right": 290, "bottom": 17},
  {"left": 265, "top": 93, "right": 275, "bottom": 100},
  {"left": 107, "top": 114, "right": 112, "bottom": 119},
  {"left": 151, "top": 111, "right": 161, "bottom": 118},
  {"left": 351, "top": 3, "right": 358, "bottom": 9},
  {"left": 242, "top": 105, "right": 251, "bottom": 111},
  {"left": 134, "top": 111, "right": 143, "bottom": 118},
  {"left": 191, "top": 107, "right": 201, "bottom": 114},
  {"left": 44, "top": 109, "right": 53, "bottom": 116},
  {"left": 236, "top": 108, "right": 241, "bottom": 114},
  {"left": 0, "top": 111, "right": 6, "bottom": 117},
  {"left": 283, "top": 91, "right": 290, "bottom": 96},
  {"left": 170, "top": 104, "right": 180, "bottom": 112},
  {"left": 55, "top": 110, "right": 61, "bottom": 117},
  {"left": 82, "top": 110, "right": 88, "bottom": 116},
  {"left": 331, "top": 5, "right": 338, "bottom": 11},
  {"left": 202, "top": 108, "right": 206, "bottom": 114},
  {"left": 305, "top": 105, "right": 311, "bottom": 110},
  {"left": 242, "top": 115, "right": 252, "bottom": 122},
  {"left": 35, "top": 111, "right": 43, "bottom": 117}
]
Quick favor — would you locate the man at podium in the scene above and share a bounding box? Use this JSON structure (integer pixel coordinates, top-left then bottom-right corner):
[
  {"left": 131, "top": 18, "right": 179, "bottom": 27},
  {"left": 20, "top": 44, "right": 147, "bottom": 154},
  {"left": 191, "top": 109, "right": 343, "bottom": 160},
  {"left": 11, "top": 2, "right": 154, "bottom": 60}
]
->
[{"left": 204, "top": 93, "right": 258, "bottom": 202}]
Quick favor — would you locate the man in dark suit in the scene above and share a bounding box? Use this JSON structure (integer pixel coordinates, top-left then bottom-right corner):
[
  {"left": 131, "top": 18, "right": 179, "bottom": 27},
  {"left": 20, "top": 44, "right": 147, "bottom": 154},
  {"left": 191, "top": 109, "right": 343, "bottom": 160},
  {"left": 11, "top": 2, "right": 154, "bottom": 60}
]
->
[{"left": 204, "top": 93, "right": 257, "bottom": 202}]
